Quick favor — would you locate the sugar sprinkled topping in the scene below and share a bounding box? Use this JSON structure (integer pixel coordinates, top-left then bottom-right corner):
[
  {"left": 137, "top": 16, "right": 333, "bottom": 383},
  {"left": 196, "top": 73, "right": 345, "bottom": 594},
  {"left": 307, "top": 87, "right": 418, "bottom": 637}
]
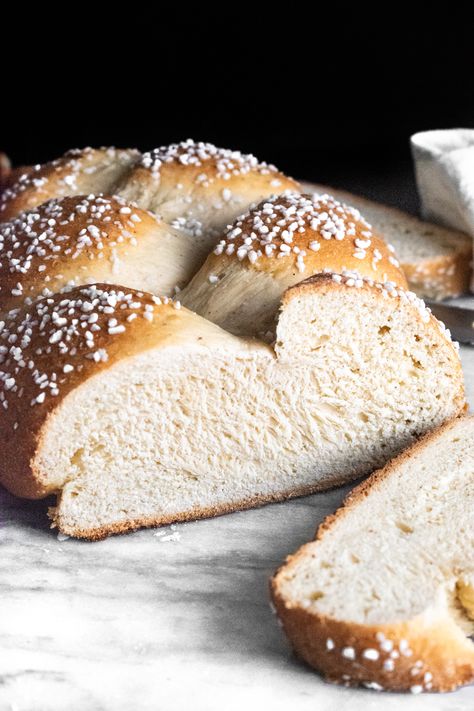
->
[
  {"left": 341, "top": 647, "right": 356, "bottom": 660},
  {"left": 140, "top": 139, "right": 278, "bottom": 184},
  {"left": 327, "top": 631, "right": 434, "bottom": 693},
  {"left": 213, "top": 192, "right": 380, "bottom": 273},
  {"left": 363, "top": 682, "right": 383, "bottom": 691},
  {"left": 170, "top": 216, "right": 204, "bottom": 239},
  {"left": 0, "top": 195, "right": 152, "bottom": 302},
  {"left": 0, "top": 147, "right": 136, "bottom": 216},
  {"left": 154, "top": 525, "right": 181, "bottom": 543},
  {"left": 0, "top": 285, "right": 181, "bottom": 416}
]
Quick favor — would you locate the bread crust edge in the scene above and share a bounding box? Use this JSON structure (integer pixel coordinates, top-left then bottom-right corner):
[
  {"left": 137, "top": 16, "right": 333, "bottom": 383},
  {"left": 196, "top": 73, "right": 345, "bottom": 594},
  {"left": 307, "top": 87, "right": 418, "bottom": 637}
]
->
[{"left": 50, "top": 472, "right": 353, "bottom": 541}]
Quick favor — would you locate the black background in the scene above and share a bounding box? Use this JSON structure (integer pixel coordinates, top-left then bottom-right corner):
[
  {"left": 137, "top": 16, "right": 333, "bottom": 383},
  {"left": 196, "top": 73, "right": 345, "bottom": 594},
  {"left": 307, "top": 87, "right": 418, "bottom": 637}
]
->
[{"left": 3, "top": 11, "right": 473, "bottom": 213}]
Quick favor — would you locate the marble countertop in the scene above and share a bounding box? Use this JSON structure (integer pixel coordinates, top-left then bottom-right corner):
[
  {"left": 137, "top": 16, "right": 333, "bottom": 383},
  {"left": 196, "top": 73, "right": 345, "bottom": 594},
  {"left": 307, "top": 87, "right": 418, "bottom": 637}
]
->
[{"left": 2, "top": 331, "right": 474, "bottom": 711}]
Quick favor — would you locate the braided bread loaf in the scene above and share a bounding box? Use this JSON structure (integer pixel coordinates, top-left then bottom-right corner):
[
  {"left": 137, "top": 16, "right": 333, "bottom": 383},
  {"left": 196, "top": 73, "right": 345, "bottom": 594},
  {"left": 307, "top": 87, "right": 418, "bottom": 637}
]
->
[
  {"left": 0, "top": 141, "right": 298, "bottom": 253},
  {"left": 0, "top": 141, "right": 465, "bottom": 541}
]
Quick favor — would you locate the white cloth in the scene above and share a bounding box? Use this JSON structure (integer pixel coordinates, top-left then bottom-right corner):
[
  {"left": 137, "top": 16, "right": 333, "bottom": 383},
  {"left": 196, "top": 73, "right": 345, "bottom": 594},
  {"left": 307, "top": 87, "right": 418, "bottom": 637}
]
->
[
  {"left": 411, "top": 129, "right": 474, "bottom": 234},
  {"left": 411, "top": 129, "right": 474, "bottom": 290}
]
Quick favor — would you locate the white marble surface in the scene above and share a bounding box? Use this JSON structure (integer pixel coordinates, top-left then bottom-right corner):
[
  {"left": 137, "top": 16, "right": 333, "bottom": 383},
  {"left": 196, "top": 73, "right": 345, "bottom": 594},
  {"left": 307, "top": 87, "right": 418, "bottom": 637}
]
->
[{"left": 1, "top": 344, "right": 474, "bottom": 711}]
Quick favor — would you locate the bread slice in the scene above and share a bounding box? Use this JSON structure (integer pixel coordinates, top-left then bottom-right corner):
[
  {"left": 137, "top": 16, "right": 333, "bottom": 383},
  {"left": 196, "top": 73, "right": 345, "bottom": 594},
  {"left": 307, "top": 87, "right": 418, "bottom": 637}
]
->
[
  {"left": 303, "top": 182, "right": 472, "bottom": 301},
  {"left": 0, "top": 275, "right": 464, "bottom": 538},
  {"left": 271, "top": 416, "right": 474, "bottom": 693}
]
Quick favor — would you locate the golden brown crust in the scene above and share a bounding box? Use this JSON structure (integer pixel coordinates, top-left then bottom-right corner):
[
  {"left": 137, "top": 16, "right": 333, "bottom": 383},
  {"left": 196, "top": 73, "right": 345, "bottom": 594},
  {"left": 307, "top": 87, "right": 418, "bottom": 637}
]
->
[
  {"left": 51, "top": 471, "right": 353, "bottom": 541},
  {"left": 0, "top": 195, "right": 165, "bottom": 313},
  {"left": 271, "top": 593, "right": 474, "bottom": 692},
  {"left": 402, "top": 254, "right": 471, "bottom": 301},
  {"left": 3, "top": 166, "right": 33, "bottom": 191},
  {"left": 0, "top": 284, "right": 184, "bottom": 498},
  {"left": 0, "top": 142, "right": 298, "bottom": 232},
  {"left": 271, "top": 417, "right": 474, "bottom": 693},
  {"left": 50, "top": 278, "right": 464, "bottom": 543},
  {"left": 211, "top": 193, "right": 407, "bottom": 287},
  {"left": 0, "top": 149, "right": 466, "bottom": 557},
  {"left": 126, "top": 139, "right": 299, "bottom": 197},
  {"left": 0, "top": 156, "right": 33, "bottom": 195},
  {"left": 304, "top": 181, "right": 472, "bottom": 300},
  {"left": 0, "top": 147, "right": 139, "bottom": 221}
]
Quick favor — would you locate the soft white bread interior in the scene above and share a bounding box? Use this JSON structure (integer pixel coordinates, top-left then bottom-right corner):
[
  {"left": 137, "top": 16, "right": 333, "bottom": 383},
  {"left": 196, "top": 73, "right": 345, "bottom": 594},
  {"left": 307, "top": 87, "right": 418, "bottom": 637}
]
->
[
  {"left": 305, "top": 182, "right": 472, "bottom": 300},
  {"left": 0, "top": 194, "right": 206, "bottom": 311},
  {"left": 0, "top": 276, "right": 464, "bottom": 538},
  {"left": 272, "top": 416, "right": 474, "bottom": 694},
  {"left": 181, "top": 192, "right": 407, "bottom": 337}
]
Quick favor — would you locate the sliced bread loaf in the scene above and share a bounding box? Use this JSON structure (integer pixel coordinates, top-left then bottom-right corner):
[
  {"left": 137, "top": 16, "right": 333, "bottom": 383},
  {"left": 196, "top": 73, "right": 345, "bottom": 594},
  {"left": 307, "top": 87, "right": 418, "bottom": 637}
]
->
[
  {"left": 0, "top": 275, "right": 464, "bottom": 538},
  {"left": 271, "top": 416, "right": 474, "bottom": 693},
  {"left": 304, "top": 182, "right": 472, "bottom": 300}
]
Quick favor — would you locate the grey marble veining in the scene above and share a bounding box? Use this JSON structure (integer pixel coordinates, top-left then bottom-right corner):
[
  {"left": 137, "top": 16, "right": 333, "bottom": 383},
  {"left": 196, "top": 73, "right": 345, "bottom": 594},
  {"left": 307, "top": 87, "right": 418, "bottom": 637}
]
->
[{"left": 1, "top": 346, "right": 474, "bottom": 711}]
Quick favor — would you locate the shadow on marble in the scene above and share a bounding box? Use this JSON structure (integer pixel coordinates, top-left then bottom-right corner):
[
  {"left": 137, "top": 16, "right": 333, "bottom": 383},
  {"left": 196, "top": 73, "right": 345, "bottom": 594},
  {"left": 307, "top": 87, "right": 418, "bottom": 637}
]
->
[{"left": 0, "top": 488, "right": 55, "bottom": 536}]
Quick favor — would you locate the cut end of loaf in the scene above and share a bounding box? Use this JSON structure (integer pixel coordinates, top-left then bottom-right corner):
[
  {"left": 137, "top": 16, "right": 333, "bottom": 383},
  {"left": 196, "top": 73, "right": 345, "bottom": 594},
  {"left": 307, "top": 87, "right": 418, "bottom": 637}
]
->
[
  {"left": 271, "top": 416, "right": 474, "bottom": 693},
  {"left": 2, "top": 275, "right": 463, "bottom": 541},
  {"left": 0, "top": 143, "right": 468, "bottom": 573},
  {"left": 0, "top": 284, "right": 188, "bottom": 497}
]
